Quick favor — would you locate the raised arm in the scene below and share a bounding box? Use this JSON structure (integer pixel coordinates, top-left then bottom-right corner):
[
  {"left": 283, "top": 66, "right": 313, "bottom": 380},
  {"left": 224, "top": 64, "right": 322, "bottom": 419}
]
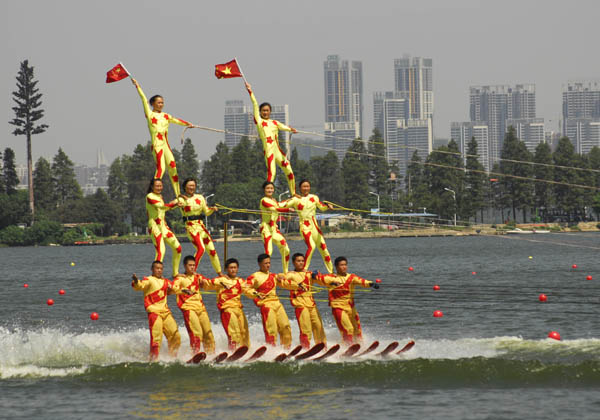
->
[
  {"left": 167, "top": 114, "right": 192, "bottom": 127},
  {"left": 246, "top": 82, "right": 261, "bottom": 125},
  {"left": 132, "top": 78, "right": 151, "bottom": 119}
]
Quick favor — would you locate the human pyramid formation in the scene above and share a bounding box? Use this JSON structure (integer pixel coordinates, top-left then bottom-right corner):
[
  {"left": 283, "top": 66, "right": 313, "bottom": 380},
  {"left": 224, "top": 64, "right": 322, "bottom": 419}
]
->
[{"left": 112, "top": 64, "right": 380, "bottom": 361}]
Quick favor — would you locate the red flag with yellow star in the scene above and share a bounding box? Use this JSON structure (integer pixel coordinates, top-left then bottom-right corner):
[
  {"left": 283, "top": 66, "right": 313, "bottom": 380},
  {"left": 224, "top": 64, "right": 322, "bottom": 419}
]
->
[
  {"left": 106, "top": 63, "right": 130, "bottom": 83},
  {"left": 215, "top": 59, "right": 242, "bottom": 79}
]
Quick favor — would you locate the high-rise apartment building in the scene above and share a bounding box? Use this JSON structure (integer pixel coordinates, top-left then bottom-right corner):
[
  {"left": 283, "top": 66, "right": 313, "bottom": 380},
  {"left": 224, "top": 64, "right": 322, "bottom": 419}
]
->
[
  {"left": 506, "top": 118, "right": 545, "bottom": 153},
  {"left": 450, "top": 122, "right": 490, "bottom": 171},
  {"left": 394, "top": 56, "right": 433, "bottom": 120},
  {"left": 324, "top": 122, "right": 361, "bottom": 162},
  {"left": 469, "top": 84, "right": 538, "bottom": 163},
  {"left": 323, "top": 55, "right": 363, "bottom": 159},
  {"left": 224, "top": 100, "right": 290, "bottom": 150},
  {"left": 562, "top": 82, "right": 600, "bottom": 153}
]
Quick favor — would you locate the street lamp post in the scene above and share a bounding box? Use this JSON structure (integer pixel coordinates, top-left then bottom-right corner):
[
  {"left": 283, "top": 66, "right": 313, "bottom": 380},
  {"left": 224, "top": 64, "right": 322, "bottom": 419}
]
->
[
  {"left": 278, "top": 190, "right": 290, "bottom": 231},
  {"left": 444, "top": 188, "right": 457, "bottom": 226},
  {"left": 205, "top": 193, "right": 215, "bottom": 230},
  {"left": 369, "top": 191, "right": 380, "bottom": 229}
]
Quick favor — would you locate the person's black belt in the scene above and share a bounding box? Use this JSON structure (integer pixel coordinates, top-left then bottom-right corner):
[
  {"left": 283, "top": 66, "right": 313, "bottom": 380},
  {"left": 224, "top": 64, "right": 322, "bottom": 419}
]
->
[{"left": 183, "top": 215, "right": 203, "bottom": 222}]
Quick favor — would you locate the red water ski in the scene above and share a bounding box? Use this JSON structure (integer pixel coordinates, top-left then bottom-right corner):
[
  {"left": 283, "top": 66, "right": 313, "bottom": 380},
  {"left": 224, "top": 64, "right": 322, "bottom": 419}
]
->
[
  {"left": 295, "top": 343, "right": 326, "bottom": 360},
  {"left": 225, "top": 346, "right": 249, "bottom": 362},
  {"left": 312, "top": 344, "right": 340, "bottom": 361},
  {"left": 273, "top": 345, "right": 303, "bottom": 362},
  {"left": 186, "top": 352, "right": 206, "bottom": 364},
  {"left": 377, "top": 341, "right": 399, "bottom": 357},
  {"left": 396, "top": 340, "right": 415, "bottom": 354},
  {"left": 245, "top": 346, "right": 267, "bottom": 362},
  {"left": 356, "top": 341, "right": 379, "bottom": 357},
  {"left": 341, "top": 343, "right": 361, "bottom": 358},
  {"left": 212, "top": 352, "right": 228, "bottom": 363}
]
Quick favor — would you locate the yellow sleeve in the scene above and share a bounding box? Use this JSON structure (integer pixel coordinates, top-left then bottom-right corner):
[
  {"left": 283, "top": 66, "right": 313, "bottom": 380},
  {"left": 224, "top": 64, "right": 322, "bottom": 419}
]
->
[
  {"left": 315, "top": 195, "right": 329, "bottom": 211},
  {"left": 169, "top": 115, "right": 192, "bottom": 127},
  {"left": 280, "top": 196, "right": 299, "bottom": 210},
  {"left": 278, "top": 273, "right": 299, "bottom": 290},
  {"left": 351, "top": 274, "right": 371, "bottom": 288},
  {"left": 132, "top": 277, "right": 149, "bottom": 292},
  {"left": 135, "top": 83, "right": 151, "bottom": 120},
  {"left": 275, "top": 120, "right": 292, "bottom": 132},
  {"left": 249, "top": 91, "right": 261, "bottom": 125}
]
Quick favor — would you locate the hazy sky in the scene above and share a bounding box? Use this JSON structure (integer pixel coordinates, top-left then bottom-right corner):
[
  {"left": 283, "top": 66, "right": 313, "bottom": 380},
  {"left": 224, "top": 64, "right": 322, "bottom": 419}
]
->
[{"left": 2, "top": 0, "right": 598, "bottom": 166}]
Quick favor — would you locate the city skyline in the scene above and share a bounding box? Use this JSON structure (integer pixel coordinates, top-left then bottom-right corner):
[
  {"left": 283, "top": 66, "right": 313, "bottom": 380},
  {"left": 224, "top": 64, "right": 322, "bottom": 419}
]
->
[{"left": 2, "top": 1, "right": 598, "bottom": 168}]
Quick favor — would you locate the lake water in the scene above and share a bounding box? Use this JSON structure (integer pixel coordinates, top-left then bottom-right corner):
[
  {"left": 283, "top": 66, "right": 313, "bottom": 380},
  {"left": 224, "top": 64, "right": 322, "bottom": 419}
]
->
[{"left": 1, "top": 234, "right": 599, "bottom": 419}]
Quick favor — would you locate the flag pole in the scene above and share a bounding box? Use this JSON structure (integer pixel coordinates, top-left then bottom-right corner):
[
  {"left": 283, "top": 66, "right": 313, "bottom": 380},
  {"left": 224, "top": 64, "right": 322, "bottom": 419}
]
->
[
  {"left": 120, "top": 61, "right": 132, "bottom": 78},
  {"left": 234, "top": 57, "right": 248, "bottom": 84}
]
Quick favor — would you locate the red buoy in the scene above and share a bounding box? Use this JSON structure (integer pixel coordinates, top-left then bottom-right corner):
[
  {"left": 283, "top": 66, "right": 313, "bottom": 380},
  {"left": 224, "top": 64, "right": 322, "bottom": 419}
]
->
[
  {"left": 23, "top": 283, "right": 29, "bottom": 288},
  {"left": 539, "top": 293, "right": 547, "bottom": 302},
  {"left": 433, "top": 310, "right": 443, "bottom": 317},
  {"left": 471, "top": 271, "right": 477, "bottom": 275},
  {"left": 572, "top": 264, "right": 578, "bottom": 269},
  {"left": 408, "top": 266, "right": 414, "bottom": 272},
  {"left": 47, "top": 299, "right": 54, "bottom": 306},
  {"left": 90, "top": 312, "right": 99, "bottom": 321},
  {"left": 548, "top": 331, "right": 561, "bottom": 340},
  {"left": 375, "top": 278, "right": 381, "bottom": 283},
  {"left": 433, "top": 285, "right": 440, "bottom": 291},
  {"left": 58, "top": 289, "right": 65, "bottom": 295},
  {"left": 586, "top": 275, "right": 592, "bottom": 281}
]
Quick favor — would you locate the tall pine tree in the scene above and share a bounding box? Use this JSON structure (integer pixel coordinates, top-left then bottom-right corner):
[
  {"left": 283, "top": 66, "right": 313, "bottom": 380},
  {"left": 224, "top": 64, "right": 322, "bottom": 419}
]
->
[
  {"left": 33, "top": 157, "right": 55, "bottom": 213},
  {"left": 342, "top": 139, "right": 370, "bottom": 210},
  {"left": 533, "top": 142, "right": 553, "bottom": 221},
  {"left": 9, "top": 60, "right": 48, "bottom": 220},
  {"left": 499, "top": 127, "right": 533, "bottom": 222},
  {"left": 52, "top": 148, "right": 82, "bottom": 205},
  {"left": 464, "top": 138, "right": 487, "bottom": 222}
]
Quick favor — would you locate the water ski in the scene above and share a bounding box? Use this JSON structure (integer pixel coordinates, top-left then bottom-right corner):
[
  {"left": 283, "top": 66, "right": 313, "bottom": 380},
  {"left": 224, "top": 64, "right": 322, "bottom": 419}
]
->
[
  {"left": 341, "top": 343, "right": 361, "bottom": 358},
  {"left": 273, "top": 345, "right": 303, "bottom": 362},
  {"left": 312, "top": 344, "right": 340, "bottom": 361},
  {"left": 295, "top": 343, "right": 326, "bottom": 360},
  {"left": 356, "top": 341, "right": 379, "bottom": 357},
  {"left": 377, "top": 341, "right": 399, "bottom": 357},
  {"left": 186, "top": 352, "right": 206, "bottom": 364},
  {"left": 225, "top": 346, "right": 249, "bottom": 362},
  {"left": 245, "top": 346, "right": 267, "bottom": 362},
  {"left": 397, "top": 340, "right": 415, "bottom": 354},
  {"left": 212, "top": 352, "right": 229, "bottom": 363}
]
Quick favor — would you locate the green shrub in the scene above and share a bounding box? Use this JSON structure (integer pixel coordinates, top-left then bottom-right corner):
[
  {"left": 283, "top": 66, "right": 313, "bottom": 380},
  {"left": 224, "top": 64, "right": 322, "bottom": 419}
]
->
[
  {"left": 0, "top": 225, "right": 25, "bottom": 246},
  {"left": 23, "top": 220, "right": 64, "bottom": 245},
  {"left": 60, "top": 229, "right": 85, "bottom": 245}
]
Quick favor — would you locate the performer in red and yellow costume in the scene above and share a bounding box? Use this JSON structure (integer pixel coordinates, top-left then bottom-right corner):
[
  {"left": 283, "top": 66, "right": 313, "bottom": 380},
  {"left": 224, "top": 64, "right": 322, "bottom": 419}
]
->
[
  {"left": 172, "top": 256, "right": 216, "bottom": 354},
  {"left": 146, "top": 178, "right": 182, "bottom": 276},
  {"left": 260, "top": 181, "right": 291, "bottom": 274},
  {"left": 131, "top": 261, "right": 181, "bottom": 360},
  {"left": 316, "top": 256, "right": 378, "bottom": 344},
  {"left": 245, "top": 82, "right": 297, "bottom": 195},
  {"left": 282, "top": 179, "right": 334, "bottom": 273},
  {"left": 203, "top": 258, "right": 258, "bottom": 350},
  {"left": 246, "top": 254, "right": 294, "bottom": 348},
  {"left": 132, "top": 78, "right": 192, "bottom": 196},
  {"left": 278, "top": 253, "right": 327, "bottom": 349},
  {"left": 179, "top": 178, "right": 222, "bottom": 275}
]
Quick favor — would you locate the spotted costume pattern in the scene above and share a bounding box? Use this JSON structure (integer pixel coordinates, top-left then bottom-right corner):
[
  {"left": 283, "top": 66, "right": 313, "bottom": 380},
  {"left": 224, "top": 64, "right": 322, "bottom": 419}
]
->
[
  {"left": 247, "top": 87, "right": 296, "bottom": 195},
  {"left": 282, "top": 194, "right": 333, "bottom": 273},
  {"left": 179, "top": 193, "right": 222, "bottom": 274},
  {"left": 135, "top": 82, "right": 191, "bottom": 196},
  {"left": 146, "top": 192, "right": 182, "bottom": 276},
  {"left": 259, "top": 196, "right": 291, "bottom": 274}
]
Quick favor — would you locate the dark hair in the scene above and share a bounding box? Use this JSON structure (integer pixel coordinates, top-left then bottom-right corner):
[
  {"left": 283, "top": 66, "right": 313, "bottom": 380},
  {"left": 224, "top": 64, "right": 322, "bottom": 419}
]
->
[
  {"left": 259, "top": 102, "right": 272, "bottom": 112},
  {"left": 149, "top": 95, "right": 163, "bottom": 106},
  {"left": 225, "top": 258, "right": 239, "bottom": 268},
  {"left": 257, "top": 253, "right": 270, "bottom": 263},
  {"left": 292, "top": 253, "right": 304, "bottom": 262},
  {"left": 183, "top": 255, "right": 195, "bottom": 265},
  {"left": 147, "top": 178, "right": 162, "bottom": 193},
  {"left": 182, "top": 178, "right": 197, "bottom": 191},
  {"left": 299, "top": 179, "right": 311, "bottom": 188},
  {"left": 151, "top": 260, "right": 164, "bottom": 268},
  {"left": 334, "top": 256, "right": 347, "bottom": 267},
  {"left": 262, "top": 181, "right": 274, "bottom": 190}
]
